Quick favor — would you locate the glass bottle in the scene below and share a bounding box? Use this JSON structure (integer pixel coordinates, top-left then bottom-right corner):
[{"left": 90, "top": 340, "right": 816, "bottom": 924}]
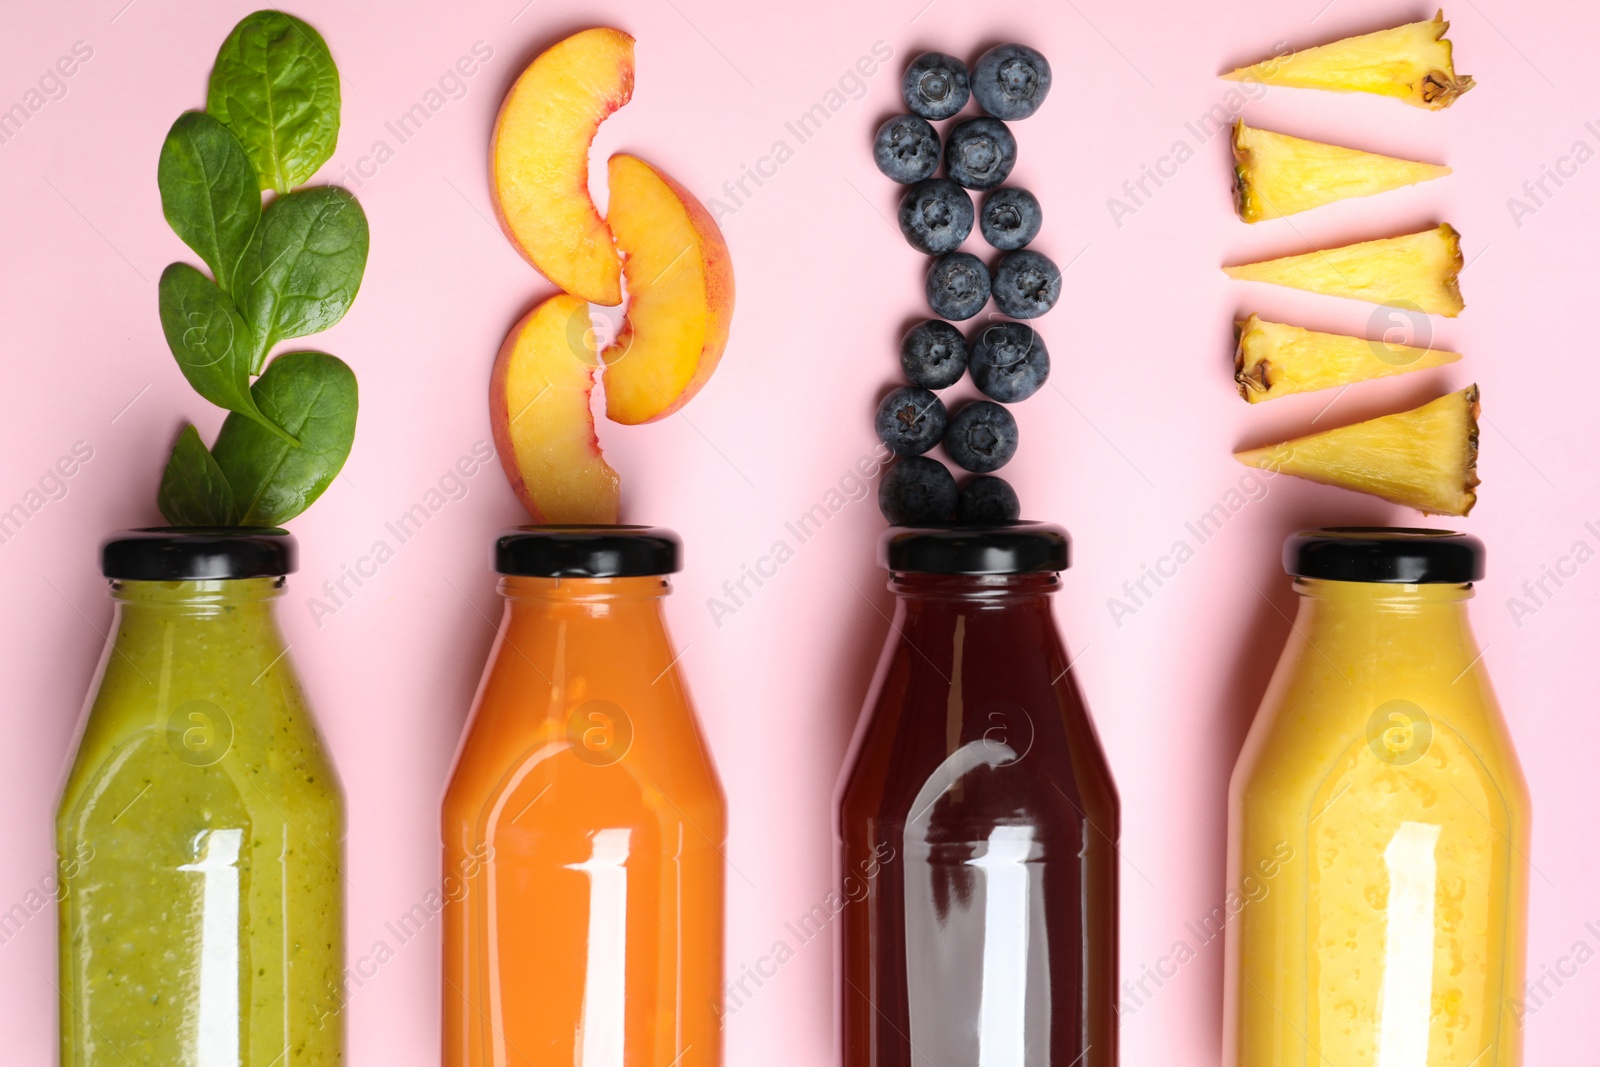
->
[
  {"left": 442, "top": 526, "right": 725, "bottom": 1067},
  {"left": 57, "top": 528, "right": 344, "bottom": 1066},
  {"left": 1225, "top": 528, "right": 1529, "bottom": 1067},
  {"left": 838, "top": 524, "right": 1119, "bottom": 1067}
]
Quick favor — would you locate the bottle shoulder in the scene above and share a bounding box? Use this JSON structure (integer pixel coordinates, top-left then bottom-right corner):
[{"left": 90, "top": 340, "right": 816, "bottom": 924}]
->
[
  {"left": 57, "top": 724, "right": 343, "bottom": 849},
  {"left": 444, "top": 693, "right": 726, "bottom": 850},
  {"left": 840, "top": 698, "right": 1117, "bottom": 839},
  {"left": 62, "top": 641, "right": 338, "bottom": 822},
  {"left": 1233, "top": 636, "right": 1526, "bottom": 822},
  {"left": 452, "top": 615, "right": 718, "bottom": 780}
]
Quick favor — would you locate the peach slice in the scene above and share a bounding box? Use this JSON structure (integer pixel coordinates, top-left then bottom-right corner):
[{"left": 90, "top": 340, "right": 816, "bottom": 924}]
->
[
  {"left": 491, "top": 28, "right": 634, "bottom": 305},
  {"left": 490, "top": 294, "right": 620, "bottom": 523},
  {"left": 601, "top": 153, "right": 735, "bottom": 424}
]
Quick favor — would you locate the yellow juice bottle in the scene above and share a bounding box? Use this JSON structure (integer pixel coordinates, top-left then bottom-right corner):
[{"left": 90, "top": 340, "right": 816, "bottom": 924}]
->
[{"left": 1225, "top": 528, "right": 1529, "bottom": 1067}]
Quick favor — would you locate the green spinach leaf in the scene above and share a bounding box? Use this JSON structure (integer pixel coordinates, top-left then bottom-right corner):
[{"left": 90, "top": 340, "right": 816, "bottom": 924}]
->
[
  {"left": 212, "top": 350, "right": 357, "bottom": 525},
  {"left": 157, "top": 424, "right": 235, "bottom": 525},
  {"left": 157, "top": 111, "right": 261, "bottom": 291},
  {"left": 206, "top": 10, "right": 340, "bottom": 193},
  {"left": 153, "top": 11, "right": 360, "bottom": 530},
  {"left": 158, "top": 263, "right": 296, "bottom": 445},
  {"left": 232, "top": 186, "right": 369, "bottom": 373}
]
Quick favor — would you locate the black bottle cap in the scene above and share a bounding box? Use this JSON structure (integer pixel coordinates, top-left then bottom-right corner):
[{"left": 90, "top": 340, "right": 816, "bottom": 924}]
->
[
  {"left": 495, "top": 526, "right": 681, "bottom": 578},
  {"left": 880, "top": 521, "right": 1070, "bottom": 575},
  {"left": 101, "top": 527, "right": 297, "bottom": 581},
  {"left": 1284, "top": 527, "right": 1485, "bottom": 584}
]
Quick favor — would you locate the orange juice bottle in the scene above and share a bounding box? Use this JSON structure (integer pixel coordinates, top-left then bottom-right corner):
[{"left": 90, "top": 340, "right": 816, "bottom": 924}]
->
[{"left": 442, "top": 527, "right": 725, "bottom": 1067}]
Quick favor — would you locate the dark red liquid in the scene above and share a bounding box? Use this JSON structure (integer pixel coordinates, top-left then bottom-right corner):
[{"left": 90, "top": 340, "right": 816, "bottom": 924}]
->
[{"left": 838, "top": 571, "right": 1119, "bottom": 1067}]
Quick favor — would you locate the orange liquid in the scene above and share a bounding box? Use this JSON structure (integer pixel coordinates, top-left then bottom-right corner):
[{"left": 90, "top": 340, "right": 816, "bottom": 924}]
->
[{"left": 442, "top": 575, "right": 725, "bottom": 1067}]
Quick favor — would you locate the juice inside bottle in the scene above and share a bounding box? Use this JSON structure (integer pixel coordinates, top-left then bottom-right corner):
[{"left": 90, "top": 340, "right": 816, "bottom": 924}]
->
[
  {"left": 57, "top": 529, "right": 344, "bottom": 1067},
  {"left": 442, "top": 526, "right": 724, "bottom": 1067},
  {"left": 1225, "top": 528, "right": 1529, "bottom": 1067},
  {"left": 838, "top": 524, "right": 1118, "bottom": 1067}
]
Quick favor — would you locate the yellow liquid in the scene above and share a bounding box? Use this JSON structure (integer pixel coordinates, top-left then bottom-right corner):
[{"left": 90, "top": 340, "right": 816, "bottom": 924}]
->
[{"left": 1225, "top": 579, "right": 1528, "bottom": 1067}]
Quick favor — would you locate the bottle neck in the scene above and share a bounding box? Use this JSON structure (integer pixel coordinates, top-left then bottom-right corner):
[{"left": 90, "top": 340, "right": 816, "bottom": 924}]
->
[
  {"left": 491, "top": 575, "right": 681, "bottom": 700},
  {"left": 889, "top": 571, "right": 1061, "bottom": 642},
  {"left": 498, "top": 574, "right": 672, "bottom": 619},
  {"left": 111, "top": 576, "right": 286, "bottom": 620},
  {"left": 1291, "top": 578, "right": 1479, "bottom": 674},
  {"left": 101, "top": 578, "right": 290, "bottom": 693},
  {"left": 1293, "top": 577, "right": 1474, "bottom": 621},
  {"left": 891, "top": 569, "right": 1058, "bottom": 604}
]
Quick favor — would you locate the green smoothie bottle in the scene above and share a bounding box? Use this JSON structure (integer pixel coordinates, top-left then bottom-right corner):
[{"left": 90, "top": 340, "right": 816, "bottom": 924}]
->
[{"left": 56, "top": 529, "right": 344, "bottom": 1066}]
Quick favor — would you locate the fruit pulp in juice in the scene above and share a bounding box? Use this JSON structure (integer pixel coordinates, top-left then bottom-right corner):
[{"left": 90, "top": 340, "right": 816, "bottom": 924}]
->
[
  {"left": 57, "top": 577, "right": 344, "bottom": 1067},
  {"left": 1226, "top": 578, "right": 1529, "bottom": 1067}
]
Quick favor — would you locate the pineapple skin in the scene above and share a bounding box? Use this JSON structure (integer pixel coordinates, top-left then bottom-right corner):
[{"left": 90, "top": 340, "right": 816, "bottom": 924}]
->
[
  {"left": 1235, "top": 313, "right": 1463, "bottom": 402},
  {"left": 1223, "top": 224, "right": 1466, "bottom": 317},
  {"left": 1232, "top": 121, "right": 1452, "bottom": 222},
  {"left": 1234, "top": 385, "right": 1480, "bottom": 516},
  {"left": 1222, "top": 10, "right": 1475, "bottom": 110}
]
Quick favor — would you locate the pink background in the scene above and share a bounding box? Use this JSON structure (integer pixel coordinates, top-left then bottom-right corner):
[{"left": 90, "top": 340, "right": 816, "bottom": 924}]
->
[{"left": 1, "top": 0, "right": 1596, "bottom": 1063}]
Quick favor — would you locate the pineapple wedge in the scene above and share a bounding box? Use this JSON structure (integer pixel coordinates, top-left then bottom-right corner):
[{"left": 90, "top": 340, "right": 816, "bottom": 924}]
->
[
  {"left": 1222, "top": 10, "right": 1474, "bottom": 109},
  {"left": 1223, "top": 224, "right": 1465, "bottom": 317},
  {"left": 1232, "top": 121, "right": 1451, "bottom": 222},
  {"left": 1235, "top": 313, "right": 1462, "bottom": 402},
  {"left": 1235, "top": 385, "right": 1480, "bottom": 516}
]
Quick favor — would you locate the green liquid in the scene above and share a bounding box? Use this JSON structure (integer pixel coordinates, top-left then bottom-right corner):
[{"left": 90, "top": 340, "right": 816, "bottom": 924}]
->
[{"left": 56, "top": 578, "right": 343, "bottom": 1066}]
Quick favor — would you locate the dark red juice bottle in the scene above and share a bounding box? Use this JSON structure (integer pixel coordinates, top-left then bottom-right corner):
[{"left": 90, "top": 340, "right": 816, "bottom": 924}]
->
[{"left": 838, "top": 524, "right": 1119, "bottom": 1067}]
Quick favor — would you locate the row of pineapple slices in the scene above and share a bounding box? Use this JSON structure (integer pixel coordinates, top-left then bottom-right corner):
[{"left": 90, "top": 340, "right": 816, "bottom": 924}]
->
[{"left": 1220, "top": 11, "right": 1480, "bottom": 517}]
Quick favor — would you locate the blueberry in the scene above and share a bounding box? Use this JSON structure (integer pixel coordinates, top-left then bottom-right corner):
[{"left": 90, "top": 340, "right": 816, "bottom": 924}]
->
[
  {"left": 925, "top": 252, "right": 991, "bottom": 320},
  {"left": 873, "top": 114, "right": 940, "bottom": 184},
  {"left": 901, "top": 52, "right": 970, "bottom": 121},
  {"left": 943, "top": 117, "right": 1017, "bottom": 190},
  {"left": 972, "top": 44, "right": 1052, "bottom": 120},
  {"left": 897, "top": 179, "right": 973, "bottom": 255},
  {"left": 969, "top": 321, "right": 1049, "bottom": 402},
  {"left": 900, "top": 320, "right": 968, "bottom": 390},
  {"left": 956, "top": 475, "right": 1021, "bottom": 523},
  {"left": 875, "top": 386, "right": 948, "bottom": 456},
  {"left": 979, "top": 187, "right": 1042, "bottom": 250},
  {"left": 944, "top": 400, "right": 1018, "bottom": 473},
  {"left": 991, "top": 249, "right": 1061, "bottom": 319},
  {"left": 879, "top": 456, "right": 958, "bottom": 525}
]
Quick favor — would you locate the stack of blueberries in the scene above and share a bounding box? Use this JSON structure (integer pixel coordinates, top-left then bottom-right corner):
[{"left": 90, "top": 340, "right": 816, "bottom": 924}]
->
[{"left": 872, "top": 44, "right": 1057, "bottom": 526}]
